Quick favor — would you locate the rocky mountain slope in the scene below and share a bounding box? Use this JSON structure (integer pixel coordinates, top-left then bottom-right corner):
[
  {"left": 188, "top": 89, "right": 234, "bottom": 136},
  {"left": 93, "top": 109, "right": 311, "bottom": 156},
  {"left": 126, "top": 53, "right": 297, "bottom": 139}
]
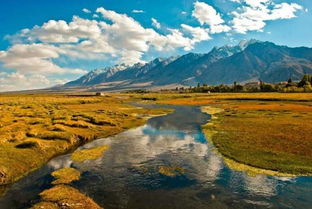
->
[{"left": 64, "top": 40, "right": 312, "bottom": 90}]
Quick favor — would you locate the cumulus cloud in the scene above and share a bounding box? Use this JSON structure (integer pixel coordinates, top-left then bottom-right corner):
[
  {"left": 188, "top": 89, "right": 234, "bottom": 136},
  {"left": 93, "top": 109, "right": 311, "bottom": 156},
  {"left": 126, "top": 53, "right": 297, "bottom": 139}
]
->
[
  {"left": 181, "top": 24, "right": 211, "bottom": 43},
  {"left": 151, "top": 18, "right": 161, "bottom": 29},
  {"left": 0, "top": 43, "right": 86, "bottom": 75},
  {"left": 16, "top": 17, "right": 102, "bottom": 44},
  {"left": 1, "top": 5, "right": 205, "bottom": 90},
  {"left": 82, "top": 8, "right": 91, "bottom": 13},
  {"left": 193, "top": 1, "right": 225, "bottom": 26},
  {"left": 230, "top": 0, "right": 303, "bottom": 33},
  {"left": 0, "top": 72, "right": 51, "bottom": 92},
  {"left": 192, "top": 1, "right": 231, "bottom": 34},
  {"left": 4, "top": 7, "right": 201, "bottom": 67},
  {"left": 95, "top": 7, "right": 198, "bottom": 61},
  {"left": 0, "top": 2, "right": 305, "bottom": 91}
]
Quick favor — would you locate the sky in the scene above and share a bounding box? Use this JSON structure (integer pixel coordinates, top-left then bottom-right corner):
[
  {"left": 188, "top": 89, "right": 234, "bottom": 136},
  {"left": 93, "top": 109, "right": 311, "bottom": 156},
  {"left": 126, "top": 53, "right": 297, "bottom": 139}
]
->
[{"left": 0, "top": 0, "right": 311, "bottom": 91}]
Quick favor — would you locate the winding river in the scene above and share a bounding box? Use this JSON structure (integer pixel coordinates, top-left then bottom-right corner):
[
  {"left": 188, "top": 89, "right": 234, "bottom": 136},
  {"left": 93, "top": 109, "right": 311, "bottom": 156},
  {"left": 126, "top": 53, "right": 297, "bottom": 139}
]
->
[{"left": 0, "top": 105, "right": 312, "bottom": 209}]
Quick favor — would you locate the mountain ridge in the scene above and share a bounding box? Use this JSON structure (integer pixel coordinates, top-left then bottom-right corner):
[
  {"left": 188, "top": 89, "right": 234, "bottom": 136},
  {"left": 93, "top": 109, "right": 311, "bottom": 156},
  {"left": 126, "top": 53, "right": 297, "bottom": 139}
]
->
[{"left": 63, "top": 40, "right": 312, "bottom": 91}]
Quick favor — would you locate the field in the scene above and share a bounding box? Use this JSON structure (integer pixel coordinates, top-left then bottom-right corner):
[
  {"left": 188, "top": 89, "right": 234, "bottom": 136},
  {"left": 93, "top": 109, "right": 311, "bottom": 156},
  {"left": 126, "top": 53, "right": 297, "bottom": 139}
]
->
[
  {"left": 1, "top": 92, "right": 312, "bottom": 208},
  {"left": 0, "top": 93, "right": 171, "bottom": 187},
  {"left": 151, "top": 92, "right": 312, "bottom": 176}
]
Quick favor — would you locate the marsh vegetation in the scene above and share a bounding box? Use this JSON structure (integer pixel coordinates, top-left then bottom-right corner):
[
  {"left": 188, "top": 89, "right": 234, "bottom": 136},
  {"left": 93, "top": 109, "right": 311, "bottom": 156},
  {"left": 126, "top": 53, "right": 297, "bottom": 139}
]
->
[
  {"left": 1, "top": 92, "right": 312, "bottom": 209},
  {"left": 0, "top": 93, "right": 170, "bottom": 186},
  {"left": 152, "top": 92, "right": 312, "bottom": 175}
]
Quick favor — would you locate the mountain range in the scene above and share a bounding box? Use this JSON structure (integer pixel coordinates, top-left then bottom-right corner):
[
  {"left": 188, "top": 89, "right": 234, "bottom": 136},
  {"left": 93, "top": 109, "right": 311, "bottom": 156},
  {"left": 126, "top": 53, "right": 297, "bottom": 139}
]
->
[{"left": 63, "top": 40, "right": 312, "bottom": 91}]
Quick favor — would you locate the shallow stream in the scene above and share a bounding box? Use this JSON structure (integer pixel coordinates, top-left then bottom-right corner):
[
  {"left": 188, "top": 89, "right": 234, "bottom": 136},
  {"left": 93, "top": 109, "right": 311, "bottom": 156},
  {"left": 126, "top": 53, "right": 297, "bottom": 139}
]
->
[{"left": 0, "top": 105, "right": 312, "bottom": 209}]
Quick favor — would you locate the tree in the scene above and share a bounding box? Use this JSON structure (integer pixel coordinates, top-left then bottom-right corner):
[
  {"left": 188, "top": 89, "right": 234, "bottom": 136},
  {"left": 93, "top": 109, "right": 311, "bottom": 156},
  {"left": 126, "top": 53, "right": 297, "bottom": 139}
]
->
[
  {"left": 286, "top": 77, "right": 294, "bottom": 87},
  {"left": 259, "top": 80, "right": 265, "bottom": 91},
  {"left": 236, "top": 84, "right": 245, "bottom": 92},
  {"left": 233, "top": 81, "right": 237, "bottom": 92},
  {"left": 298, "top": 74, "right": 311, "bottom": 87},
  {"left": 262, "top": 84, "right": 276, "bottom": 92}
]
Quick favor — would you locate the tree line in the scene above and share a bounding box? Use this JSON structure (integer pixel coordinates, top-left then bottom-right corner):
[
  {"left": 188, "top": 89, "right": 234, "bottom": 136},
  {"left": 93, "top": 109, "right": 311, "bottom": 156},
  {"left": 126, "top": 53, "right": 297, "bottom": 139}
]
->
[{"left": 175, "top": 74, "right": 312, "bottom": 93}]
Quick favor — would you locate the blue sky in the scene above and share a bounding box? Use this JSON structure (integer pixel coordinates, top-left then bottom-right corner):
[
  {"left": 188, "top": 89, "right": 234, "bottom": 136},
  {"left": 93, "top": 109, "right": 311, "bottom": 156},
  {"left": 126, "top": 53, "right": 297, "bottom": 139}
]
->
[{"left": 0, "top": 0, "right": 311, "bottom": 91}]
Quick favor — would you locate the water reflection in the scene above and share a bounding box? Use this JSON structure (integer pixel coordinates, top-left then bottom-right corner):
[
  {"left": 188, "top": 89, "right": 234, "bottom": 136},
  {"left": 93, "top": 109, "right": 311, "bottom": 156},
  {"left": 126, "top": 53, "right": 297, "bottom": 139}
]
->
[
  {"left": 244, "top": 175, "right": 277, "bottom": 197},
  {"left": 0, "top": 105, "right": 312, "bottom": 209}
]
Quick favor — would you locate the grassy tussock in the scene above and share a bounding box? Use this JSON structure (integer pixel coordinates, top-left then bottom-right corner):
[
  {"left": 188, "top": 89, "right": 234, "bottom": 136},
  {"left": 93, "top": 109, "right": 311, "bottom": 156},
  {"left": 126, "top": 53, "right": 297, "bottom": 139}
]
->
[
  {"left": 31, "top": 167, "right": 101, "bottom": 208},
  {"left": 51, "top": 168, "right": 81, "bottom": 185},
  {"left": 30, "top": 185, "right": 102, "bottom": 209},
  {"left": 71, "top": 145, "right": 109, "bottom": 162},
  {"left": 159, "top": 166, "right": 185, "bottom": 177}
]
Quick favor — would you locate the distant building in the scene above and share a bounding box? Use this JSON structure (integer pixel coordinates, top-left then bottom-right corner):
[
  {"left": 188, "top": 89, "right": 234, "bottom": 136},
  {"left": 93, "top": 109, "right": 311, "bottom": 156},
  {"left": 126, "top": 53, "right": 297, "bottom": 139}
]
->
[
  {"left": 96, "top": 92, "right": 105, "bottom": 96},
  {"left": 244, "top": 81, "right": 260, "bottom": 88}
]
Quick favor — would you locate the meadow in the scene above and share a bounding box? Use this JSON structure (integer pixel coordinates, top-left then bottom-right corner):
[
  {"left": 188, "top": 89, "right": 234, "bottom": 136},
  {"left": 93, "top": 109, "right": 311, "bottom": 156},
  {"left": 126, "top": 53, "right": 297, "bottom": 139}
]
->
[
  {"left": 1, "top": 92, "right": 312, "bottom": 209},
  {"left": 0, "top": 93, "right": 171, "bottom": 187},
  {"left": 150, "top": 92, "right": 312, "bottom": 176}
]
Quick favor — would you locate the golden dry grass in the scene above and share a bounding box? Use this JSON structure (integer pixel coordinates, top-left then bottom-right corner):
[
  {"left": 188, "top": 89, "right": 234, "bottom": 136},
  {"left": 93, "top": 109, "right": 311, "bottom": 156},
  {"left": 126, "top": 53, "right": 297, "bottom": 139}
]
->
[
  {"left": 71, "top": 145, "right": 109, "bottom": 162},
  {"left": 159, "top": 166, "right": 185, "bottom": 177},
  {"left": 30, "top": 184, "right": 102, "bottom": 209},
  {"left": 51, "top": 168, "right": 81, "bottom": 185},
  {"left": 204, "top": 101, "right": 312, "bottom": 175},
  {"left": 31, "top": 166, "right": 101, "bottom": 208},
  {"left": 147, "top": 92, "right": 312, "bottom": 175},
  {"left": 0, "top": 93, "right": 171, "bottom": 185}
]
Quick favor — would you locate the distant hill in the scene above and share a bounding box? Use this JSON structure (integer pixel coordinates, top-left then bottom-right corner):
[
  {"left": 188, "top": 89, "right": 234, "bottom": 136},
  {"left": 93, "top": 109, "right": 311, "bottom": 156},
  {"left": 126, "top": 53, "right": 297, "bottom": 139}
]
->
[{"left": 63, "top": 40, "right": 312, "bottom": 91}]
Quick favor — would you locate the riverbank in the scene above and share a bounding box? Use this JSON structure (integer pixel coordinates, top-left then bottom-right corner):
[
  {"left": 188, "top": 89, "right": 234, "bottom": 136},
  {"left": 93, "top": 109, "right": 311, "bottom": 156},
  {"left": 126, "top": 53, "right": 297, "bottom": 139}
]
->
[
  {"left": 201, "top": 99, "right": 312, "bottom": 176},
  {"left": 0, "top": 93, "right": 171, "bottom": 187},
  {"left": 149, "top": 92, "right": 312, "bottom": 176}
]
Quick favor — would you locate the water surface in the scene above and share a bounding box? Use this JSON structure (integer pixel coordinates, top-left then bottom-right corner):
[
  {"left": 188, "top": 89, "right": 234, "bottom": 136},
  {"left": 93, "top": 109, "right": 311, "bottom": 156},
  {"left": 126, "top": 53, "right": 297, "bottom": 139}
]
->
[{"left": 0, "top": 105, "right": 312, "bottom": 209}]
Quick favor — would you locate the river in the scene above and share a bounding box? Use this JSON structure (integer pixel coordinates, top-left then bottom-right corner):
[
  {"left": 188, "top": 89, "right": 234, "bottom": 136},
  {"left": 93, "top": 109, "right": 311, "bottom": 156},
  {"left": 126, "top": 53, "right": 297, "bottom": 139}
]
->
[{"left": 0, "top": 105, "right": 312, "bottom": 209}]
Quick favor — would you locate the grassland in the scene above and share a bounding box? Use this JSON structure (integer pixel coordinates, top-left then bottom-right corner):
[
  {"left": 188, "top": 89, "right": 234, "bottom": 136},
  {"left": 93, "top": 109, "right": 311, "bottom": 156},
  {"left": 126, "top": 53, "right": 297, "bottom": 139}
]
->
[
  {"left": 203, "top": 99, "right": 312, "bottom": 176},
  {"left": 0, "top": 93, "right": 171, "bottom": 187},
  {"left": 141, "top": 92, "right": 312, "bottom": 176},
  {"left": 1, "top": 91, "right": 312, "bottom": 195}
]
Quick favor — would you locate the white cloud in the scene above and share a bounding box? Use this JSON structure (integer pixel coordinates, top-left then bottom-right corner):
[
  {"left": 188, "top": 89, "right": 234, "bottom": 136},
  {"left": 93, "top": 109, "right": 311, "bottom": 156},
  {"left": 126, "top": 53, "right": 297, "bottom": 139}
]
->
[
  {"left": 231, "top": 1, "right": 304, "bottom": 33},
  {"left": 161, "top": 29, "right": 194, "bottom": 51},
  {"left": 0, "top": 2, "right": 305, "bottom": 91},
  {"left": 244, "top": 0, "right": 271, "bottom": 8},
  {"left": 132, "top": 9, "right": 145, "bottom": 13},
  {"left": 192, "top": 1, "right": 225, "bottom": 25},
  {"left": 0, "top": 43, "right": 86, "bottom": 75},
  {"left": 19, "top": 17, "right": 102, "bottom": 44},
  {"left": 270, "top": 3, "right": 303, "bottom": 20},
  {"left": 4, "top": 7, "right": 200, "bottom": 69},
  {"left": 192, "top": 1, "right": 231, "bottom": 34},
  {"left": 0, "top": 72, "right": 51, "bottom": 92},
  {"left": 95, "top": 7, "right": 199, "bottom": 61},
  {"left": 231, "top": 14, "right": 266, "bottom": 33},
  {"left": 151, "top": 18, "right": 161, "bottom": 29},
  {"left": 210, "top": 24, "right": 231, "bottom": 34},
  {"left": 181, "top": 24, "right": 211, "bottom": 43},
  {"left": 82, "top": 8, "right": 91, "bottom": 14}
]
